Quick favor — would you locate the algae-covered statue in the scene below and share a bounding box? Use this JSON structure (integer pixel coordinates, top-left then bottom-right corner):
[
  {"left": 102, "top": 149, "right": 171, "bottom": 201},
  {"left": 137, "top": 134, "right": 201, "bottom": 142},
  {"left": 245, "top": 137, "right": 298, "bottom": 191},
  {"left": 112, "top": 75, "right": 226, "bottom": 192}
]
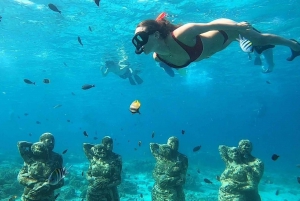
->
[
  {"left": 83, "top": 138, "right": 122, "bottom": 201},
  {"left": 150, "top": 136, "right": 188, "bottom": 201},
  {"left": 17, "top": 132, "right": 64, "bottom": 201},
  {"left": 238, "top": 139, "right": 264, "bottom": 201},
  {"left": 218, "top": 141, "right": 263, "bottom": 201}
]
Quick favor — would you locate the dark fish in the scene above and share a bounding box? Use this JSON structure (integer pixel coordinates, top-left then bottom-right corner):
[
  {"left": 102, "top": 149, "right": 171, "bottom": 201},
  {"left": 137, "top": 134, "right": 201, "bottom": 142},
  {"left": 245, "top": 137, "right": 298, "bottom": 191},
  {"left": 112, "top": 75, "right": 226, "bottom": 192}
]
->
[
  {"left": 271, "top": 154, "right": 279, "bottom": 161},
  {"left": 36, "top": 121, "right": 41, "bottom": 124},
  {"left": 54, "top": 193, "right": 60, "bottom": 200},
  {"left": 43, "top": 78, "right": 50, "bottom": 84},
  {"left": 140, "top": 193, "right": 143, "bottom": 198},
  {"left": 138, "top": 141, "right": 142, "bottom": 147},
  {"left": 297, "top": 177, "right": 300, "bottom": 184},
  {"left": 193, "top": 145, "right": 201, "bottom": 152},
  {"left": 67, "top": 119, "right": 71, "bottom": 122},
  {"left": 94, "top": 0, "right": 100, "bottom": 6},
  {"left": 29, "top": 133, "right": 32, "bottom": 136},
  {"left": 0, "top": 16, "right": 2, "bottom": 22},
  {"left": 63, "top": 62, "right": 68, "bottom": 67},
  {"left": 71, "top": 92, "right": 76, "bottom": 95},
  {"left": 266, "top": 80, "right": 271, "bottom": 84},
  {"left": 134, "top": 148, "right": 137, "bottom": 151},
  {"left": 48, "top": 165, "right": 71, "bottom": 185},
  {"left": 83, "top": 131, "right": 88, "bottom": 137},
  {"left": 89, "top": 26, "right": 92, "bottom": 32},
  {"left": 93, "top": 137, "right": 98, "bottom": 140},
  {"left": 24, "top": 79, "right": 35, "bottom": 85},
  {"left": 197, "top": 169, "right": 200, "bottom": 174},
  {"left": 296, "top": 164, "right": 300, "bottom": 168},
  {"left": 82, "top": 84, "right": 95, "bottom": 90},
  {"left": 82, "top": 171, "right": 84, "bottom": 176},
  {"left": 24, "top": 113, "right": 29, "bottom": 116},
  {"left": 78, "top": 36, "right": 83, "bottom": 46},
  {"left": 204, "top": 178, "right": 213, "bottom": 184},
  {"left": 48, "top": 4, "right": 61, "bottom": 14},
  {"left": 62, "top": 149, "right": 68, "bottom": 154},
  {"left": 216, "top": 175, "right": 220, "bottom": 181},
  {"left": 151, "top": 131, "right": 155, "bottom": 138},
  {"left": 181, "top": 130, "right": 185, "bottom": 134},
  {"left": 275, "top": 189, "right": 279, "bottom": 195}
]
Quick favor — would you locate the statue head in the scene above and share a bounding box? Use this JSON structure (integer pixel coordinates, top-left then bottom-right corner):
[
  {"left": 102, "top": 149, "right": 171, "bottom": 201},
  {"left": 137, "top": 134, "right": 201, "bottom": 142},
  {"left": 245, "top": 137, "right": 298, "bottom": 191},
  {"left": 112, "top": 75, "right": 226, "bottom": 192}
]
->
[
  {"left": 39, "top": 132, "right": 55, "bottom": 151},
  {"left": 93, "top": 144, "right": 107, "bottom": 159},
  {"left": 238, "top": 139, "right": 253, "bottom": 156},
  {"left": 102, "top": 136, "right": 113, "bottom": 152},
  {"left": 31, "top": 142, "right": 48, "bottom": 158},
  {"left": 227, "top": 147, "right": 241, "bottom": 162},
  {"left": 167, "top": 136, "right": 179, "bottom": 151}
]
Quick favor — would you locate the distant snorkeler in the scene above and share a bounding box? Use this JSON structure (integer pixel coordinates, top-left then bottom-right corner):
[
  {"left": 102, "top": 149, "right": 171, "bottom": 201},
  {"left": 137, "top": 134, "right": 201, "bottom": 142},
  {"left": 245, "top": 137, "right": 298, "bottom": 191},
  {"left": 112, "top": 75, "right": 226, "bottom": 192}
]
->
[{"left": 132, "top": 12, "right": 300, "bottom": 69}]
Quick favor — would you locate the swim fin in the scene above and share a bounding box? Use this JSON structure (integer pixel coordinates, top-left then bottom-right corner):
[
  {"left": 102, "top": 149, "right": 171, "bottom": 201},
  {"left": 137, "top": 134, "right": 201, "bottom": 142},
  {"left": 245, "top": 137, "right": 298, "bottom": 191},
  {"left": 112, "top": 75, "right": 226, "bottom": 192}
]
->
[
  {"left": 287, "top": 39, "right": 300, "bottom": 61},
  {"left": 128, "top": 76, "right": 136, "bottom": 85},
  {"left": 254, "top": 56, "right": 262, "bottom": 66},
  {"left": 133, "top": 74, "right": 143, "bottom": 85}
]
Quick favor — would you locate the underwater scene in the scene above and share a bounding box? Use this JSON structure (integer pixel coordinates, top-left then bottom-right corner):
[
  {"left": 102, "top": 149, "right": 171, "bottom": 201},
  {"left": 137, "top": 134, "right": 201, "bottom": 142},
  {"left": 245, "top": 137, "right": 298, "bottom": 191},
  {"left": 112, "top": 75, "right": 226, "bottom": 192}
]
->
[{"left": 1, "top": 0, "right": 300, "bottom": 200}]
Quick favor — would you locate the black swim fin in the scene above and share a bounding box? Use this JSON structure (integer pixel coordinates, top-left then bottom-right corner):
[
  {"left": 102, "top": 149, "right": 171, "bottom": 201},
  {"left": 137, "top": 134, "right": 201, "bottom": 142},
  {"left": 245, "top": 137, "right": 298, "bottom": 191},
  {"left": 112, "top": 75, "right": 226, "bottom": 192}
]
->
[
  {"left": 128, "top": 76, "right": 136, "bottom": 85},
  {"left": 254, "top": 56, "right": 262, "bottom": 66},
  {"left": 133, "top": 74, "right": 143, "bottom": 85},
  {"left": 287, "top": 39, "right": 300, "bottom": 61}
]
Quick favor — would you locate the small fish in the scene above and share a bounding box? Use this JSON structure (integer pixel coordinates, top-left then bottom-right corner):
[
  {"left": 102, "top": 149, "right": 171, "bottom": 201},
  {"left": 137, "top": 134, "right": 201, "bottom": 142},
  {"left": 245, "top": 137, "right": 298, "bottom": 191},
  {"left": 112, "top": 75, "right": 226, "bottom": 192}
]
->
[
  {"left": 216, "top": 175, "right": 221, "bottom": 181},
  {"left": 93, "top": 137, "right": 98, "bottom": 140},
  {"left": 82, "top": 171, "right": 84, "bottom": 176},
  {"left": 29, "top": 133, "right": 32, "bottom": 136},
  {"left": 297, "top": 177, "right": 300, "bottom": 184},
  {"left": 82, "top": 84, "right": 95, "bottom": 90},
  {"left": 83, "top": 131, "right": 88, "bottom": 137},
  {"left": 204, "top": 178, "right": 213, "bottom": 184},
  {"left": 43, "top": 78, "right": 50, "bottom": 84},
  {"left": 24, "top": 113, "right": 29, "bottom": 116},
  {"left": 266, "top": 80, "right": 271, "bottom": 84},
  {"left": 181, "top": 130, "right": 185, "bottom": 135},
  {"left": 62, "top": 149, "right": 68, "bottom": 154},
  {"left": 151, "top": 131, "right": 155, "bottom": 138},
  {"left": 129, "top": 100, "right": 141, "bottom": 114},
  {"left": 138, "top": 141, "right": 142, "bottom": 147},
  {"left": 78, "top": 36, "right": 83, "bottom": 46},
  {"left": 0, "top": 16, "right": 2, "bottom": 22},
  {"left": 140, "top": 193, "right": 143, "bottom": 198},
  {"left": 53, "top": 104, "right": 62, "bottom": 109},
  {"left": 8, "top": 195, "right": 17, "bottom": 201},
  {"left": 67, "top": 119, "right": 71, "bottom": 122},
  {"left": 63, "top": 62, "right": 68, "bottom": 67},
  {"left": 238, "top": 34, "right": 253, "bottom": 53},
  {"left": 271, "top": 154, "right": 279, "bottom": 161},
  {"left": 71, "top": 92, "right": 76, "bottom": 95},
  {"left": 134, "top": 148, "right": 137, "bottom": 151},
  {"left": 48, "top": 165, "right": 72, "bottom": 185},
  {"left": 296, "top": 164, "right": 300, "bottom": 168},
  {"left": 197, "top": 169, "right": 200, "bottom": 174},
  {"left": 54, "top": 193, "right": 60, "bottom": 200},
  {"left": 48, "top": 4, "right": 61, "bottom": 14},
  {"left": 24, "top": 79, "right": 35, "bottom": 85},
  {"left": 36, "top": 121, "right": 41, "bottom": 124},
  {"left": 275, "top": 189, "right": 279, "bottom": 196},
  {"left": 94, "top": 0, "right": 100, "bottom": 7},
  {"left": 193, "top": 145, "right": 201, "bottom": 152},
  {"left": 89, "top": 26, "right": 92, "bottom": 32}
]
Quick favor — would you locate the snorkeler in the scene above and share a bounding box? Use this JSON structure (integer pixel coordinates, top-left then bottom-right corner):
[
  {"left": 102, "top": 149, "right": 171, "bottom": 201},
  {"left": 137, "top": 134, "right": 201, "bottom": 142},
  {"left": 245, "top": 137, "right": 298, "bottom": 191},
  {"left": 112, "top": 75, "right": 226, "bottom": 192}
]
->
[{"left": 132, "top": 12, "right": 300, "bottom": 69}]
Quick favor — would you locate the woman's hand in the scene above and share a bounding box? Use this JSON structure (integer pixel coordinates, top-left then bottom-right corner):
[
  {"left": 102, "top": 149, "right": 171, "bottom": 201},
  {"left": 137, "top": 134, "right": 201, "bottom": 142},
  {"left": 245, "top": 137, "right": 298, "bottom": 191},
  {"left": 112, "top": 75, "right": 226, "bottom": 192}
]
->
[{"left": 237, "top": 21, "right": 252, "bottom": 31}]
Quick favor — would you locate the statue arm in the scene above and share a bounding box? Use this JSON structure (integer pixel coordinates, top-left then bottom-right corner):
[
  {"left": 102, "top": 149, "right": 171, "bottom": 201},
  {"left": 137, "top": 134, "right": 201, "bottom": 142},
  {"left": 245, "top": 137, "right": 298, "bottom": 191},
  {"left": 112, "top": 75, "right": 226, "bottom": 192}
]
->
[
  {"left": 150, "top": 143, "right": 160, "bottom": 160},
  {"left": 83, "top": 143, "right": 94, "bottom": 161},
  {"left": 108, "top": 156, "right": 122, "bottom": 187},
  {"left": 17, "top": 141, "right": 33, "bottom": 163},
  {"left": 17, "top": 164, "right": 39, "bottom": 188},
  {"left": 218, "top": 145, "right": 230, "bottom": 165}
]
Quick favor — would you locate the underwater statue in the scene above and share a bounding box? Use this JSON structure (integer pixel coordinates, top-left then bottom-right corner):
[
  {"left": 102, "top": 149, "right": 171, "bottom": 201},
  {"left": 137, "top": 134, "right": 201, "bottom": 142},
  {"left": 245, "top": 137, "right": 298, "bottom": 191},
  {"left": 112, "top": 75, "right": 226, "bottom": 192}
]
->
[
  {"left": 17, "top": 132, "right": 64, "bottom": 201},
  {"left": 83, "top": 140, "right": 122, "bottom": 201},
  {"left": 150, "top": 136, "right": 188, "bottom": 201},
  {"left": 218, "top": 142, "right": 263, "bottom": 201}
]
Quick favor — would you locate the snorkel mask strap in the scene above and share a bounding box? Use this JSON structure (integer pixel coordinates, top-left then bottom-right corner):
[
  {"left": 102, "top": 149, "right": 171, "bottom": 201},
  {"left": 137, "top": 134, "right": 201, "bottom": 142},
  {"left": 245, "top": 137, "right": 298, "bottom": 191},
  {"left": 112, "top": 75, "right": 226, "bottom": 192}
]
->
[{"left": 155, "top": 12, "right": 167, "bottom": 21}]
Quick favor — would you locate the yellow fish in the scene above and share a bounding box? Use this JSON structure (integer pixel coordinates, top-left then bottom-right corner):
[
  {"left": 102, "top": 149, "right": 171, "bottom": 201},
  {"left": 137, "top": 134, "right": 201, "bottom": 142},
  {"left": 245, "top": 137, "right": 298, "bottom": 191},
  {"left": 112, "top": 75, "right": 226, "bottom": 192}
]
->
[{"left": 130, "top": 100, "right": 141, "bottom": 114}]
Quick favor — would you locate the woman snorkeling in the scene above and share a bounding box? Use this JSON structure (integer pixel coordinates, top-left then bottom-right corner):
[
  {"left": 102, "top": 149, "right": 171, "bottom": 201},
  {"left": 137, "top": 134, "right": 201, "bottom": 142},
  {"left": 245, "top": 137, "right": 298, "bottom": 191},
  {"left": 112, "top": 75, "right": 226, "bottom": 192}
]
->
[{"left": 132, "top": 13, "right": 300, "bottom": 68}]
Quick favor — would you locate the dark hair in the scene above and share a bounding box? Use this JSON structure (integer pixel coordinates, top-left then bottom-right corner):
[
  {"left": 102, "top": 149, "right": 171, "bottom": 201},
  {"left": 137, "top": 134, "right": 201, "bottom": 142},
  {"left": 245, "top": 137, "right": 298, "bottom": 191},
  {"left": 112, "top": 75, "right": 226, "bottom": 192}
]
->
[{"left": 137, "top": 19, "right": 181, "bottom": 39}]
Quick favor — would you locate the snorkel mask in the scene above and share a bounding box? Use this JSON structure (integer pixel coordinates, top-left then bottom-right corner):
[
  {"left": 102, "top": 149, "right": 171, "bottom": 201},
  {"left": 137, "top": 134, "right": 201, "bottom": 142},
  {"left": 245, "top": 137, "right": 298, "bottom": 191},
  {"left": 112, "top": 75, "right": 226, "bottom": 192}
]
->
[{"left": 132, "top": 12, "right": 167, "bottom": 54}]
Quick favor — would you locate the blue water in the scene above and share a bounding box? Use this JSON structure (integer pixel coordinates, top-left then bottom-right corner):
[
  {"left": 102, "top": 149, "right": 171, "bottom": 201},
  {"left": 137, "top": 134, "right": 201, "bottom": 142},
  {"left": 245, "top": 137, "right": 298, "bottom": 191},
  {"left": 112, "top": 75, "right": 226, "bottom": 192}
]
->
[{"left": 1, "top": 0, "right": 300, "bottom": 200}]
